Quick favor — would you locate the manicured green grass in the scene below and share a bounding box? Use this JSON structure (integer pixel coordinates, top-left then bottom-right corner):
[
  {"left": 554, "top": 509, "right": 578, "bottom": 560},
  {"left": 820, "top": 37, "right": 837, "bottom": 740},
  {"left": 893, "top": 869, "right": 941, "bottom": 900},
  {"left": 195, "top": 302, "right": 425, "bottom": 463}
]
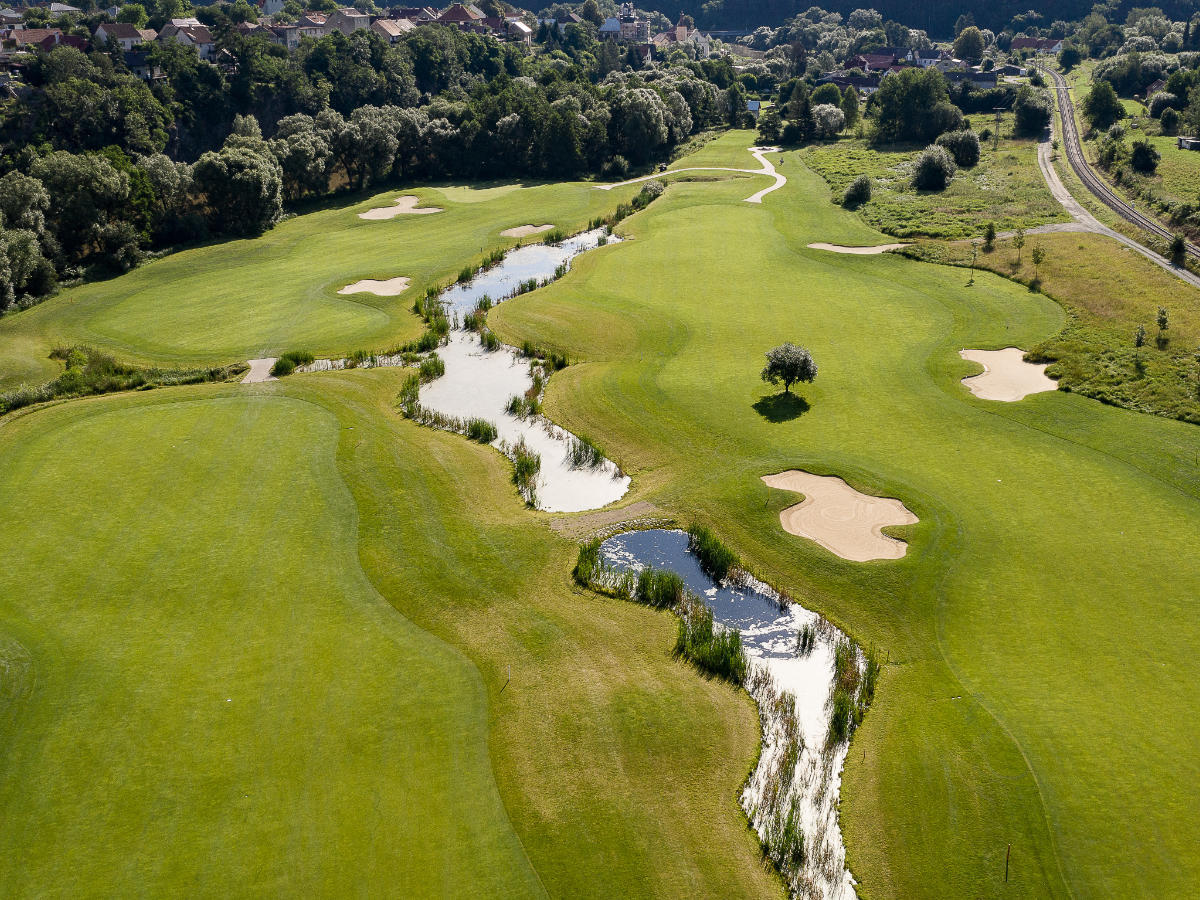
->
[
  {"left": 0, "top": 369, "right": 782, "bottom": 897},
  {"left": 492, "top": 130, "right": 1200, "bottom": 898},
  {"left": 0, "top": 391, "right": 543, "bottom": 896},
  {"left": 0, "top": 180, "right": 639, "bottom": 391},
  {"left": 802, "top": 120, "right": 1070, "bottom": 239}
]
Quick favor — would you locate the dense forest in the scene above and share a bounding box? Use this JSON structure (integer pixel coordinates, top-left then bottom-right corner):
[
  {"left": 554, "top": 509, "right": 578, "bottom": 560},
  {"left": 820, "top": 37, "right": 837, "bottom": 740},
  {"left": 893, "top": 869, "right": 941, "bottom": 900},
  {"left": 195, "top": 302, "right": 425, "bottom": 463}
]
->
[{"left": 665, "top": 0, "right": 1200, "bottom": 34}]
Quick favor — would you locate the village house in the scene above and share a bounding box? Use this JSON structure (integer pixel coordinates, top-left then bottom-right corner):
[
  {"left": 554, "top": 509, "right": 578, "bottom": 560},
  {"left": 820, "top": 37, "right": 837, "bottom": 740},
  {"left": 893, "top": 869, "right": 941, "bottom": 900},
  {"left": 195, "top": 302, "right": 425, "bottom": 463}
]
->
[
  {"left": 326, "top": 7, "right": 370, "bottom": 35},
  {"left": 1145, "top": 78, "right": 1167, "bottom": 96},
  {"left": 372, "top": 17, "right": 415, "bottom": 43},
  {"left": 815, "top": 72, "right": 881, "bottom": 94},
  {"left": 95, "top": 21, "right": 147, "bottom": 52},
  {"left": 437, "top": 3, "right": 485, "bottom": 26},
  {"left": 158, "top": 22, "right": 215, "bottom": 60},
  {"left": 944, "top": 69, "right": 998, "bottom": 90},
  {"left": 0, "top": 8, "right": 21, "bottom": 27},
  {"left": 1010, "top": 37, "right": 1064, "bottom": 54},
  {"left": 123, "top": 49, "right": 164, "bottom": 82},
  {"left": 393, "top": 7, "right": 438, "bottom": 23},
  {"left": 912, "top": 47, "right": 950, "bottom": 68},
  {"left": 651, "top": 13, "right": 709, "bottom": 57},
  {"left": 256, "top": 0, "right": 286, "bottom": 16},
  {"left": 48, "top": 2, "right": 80, "bottom": 14},
  {"left": 271, "top": 24, "right": 300, "bottom": 49},
  {"left": 294, "top": 12, "right": 328, "bottom": 40}
]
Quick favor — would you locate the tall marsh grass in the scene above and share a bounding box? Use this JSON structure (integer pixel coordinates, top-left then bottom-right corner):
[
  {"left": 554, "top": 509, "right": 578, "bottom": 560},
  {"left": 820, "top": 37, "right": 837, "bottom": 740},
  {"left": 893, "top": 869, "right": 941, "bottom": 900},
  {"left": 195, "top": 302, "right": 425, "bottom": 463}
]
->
[{"left": 687, "top": 524, "right": 739, "bottom": 582}]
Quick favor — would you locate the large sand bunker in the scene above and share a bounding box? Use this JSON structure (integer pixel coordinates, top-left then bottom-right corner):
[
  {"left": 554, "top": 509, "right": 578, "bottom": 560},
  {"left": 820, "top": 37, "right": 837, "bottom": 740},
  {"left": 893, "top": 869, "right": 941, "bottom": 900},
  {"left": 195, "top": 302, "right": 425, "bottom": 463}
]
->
[
  {"left": 358, "top": 196, "right": 443, "bottom": 220},
  {"left": 338, "top": 276, "right": 410, "bottom": 296},
  {"left": 762, "top": 470, "right": 918, "bottom": 562},
  {"left": 807, "top": 242, "right": 906, "bottom": 254},
  {"left": 960, "top": 348, "right": 1058, "bottom": 402},
  {"left": 500, "top": 224, "right": 554, "bottom": 238}
]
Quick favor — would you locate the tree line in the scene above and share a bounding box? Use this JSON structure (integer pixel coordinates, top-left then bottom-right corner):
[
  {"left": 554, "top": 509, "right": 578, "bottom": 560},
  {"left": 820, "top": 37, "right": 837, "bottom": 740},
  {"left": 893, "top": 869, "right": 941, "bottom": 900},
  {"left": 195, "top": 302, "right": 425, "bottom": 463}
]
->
[{"left": 0, "top": 23, "right": 741, "bottom": 314}]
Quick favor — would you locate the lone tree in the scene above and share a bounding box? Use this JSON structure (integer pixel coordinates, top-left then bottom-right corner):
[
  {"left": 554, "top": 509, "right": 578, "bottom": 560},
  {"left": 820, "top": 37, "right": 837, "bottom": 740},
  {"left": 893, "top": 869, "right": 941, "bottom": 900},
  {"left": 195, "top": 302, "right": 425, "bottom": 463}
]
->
[
  {"left": 1031, "top": 244, "right": 1046, "bottom": 279},
  {"left": 1134, "top": 323, "right": 1147, "bottom": 364},
  {"left": 1013, "top": 227, "right": 1026, "bottom": 264},
  {"left": 761, "top": 343, "right": 818, "bottom": 394},
  {"left": 1157, "top": 306, "right": 1170, "bottom": 348}
]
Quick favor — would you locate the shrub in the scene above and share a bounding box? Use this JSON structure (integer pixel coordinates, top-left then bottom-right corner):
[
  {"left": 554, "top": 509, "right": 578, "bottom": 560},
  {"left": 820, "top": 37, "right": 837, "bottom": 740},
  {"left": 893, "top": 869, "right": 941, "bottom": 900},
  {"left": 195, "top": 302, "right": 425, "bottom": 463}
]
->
[
  {"left": 1130, "top": 139, "right": 1160, "bottom": 173},
  {"left": 465, "top": 417, "right": 498, "bottom": 443},
  {"left": 278, "top": 350, "right": 314, "bottom": 368},
  {"left": 1161, "top": 106, "right": 1180, "bottom": 135},
  {"left": 480, "top": 328, "right": 501, "bottom": 351},
  {"left": 811, "top": 103, "right": 845, "bottom": 140},
  {"left": 842, "top": 173, "right": 871, "bottom": 208},
  {"left": 605, "top": 154, "right": 629, "bottom": 178},
  {"left": 640, "top": 179, "right": 664, "bottom": 199},
  {"left": 935, "top": 129, "right": 980, "bottom": 168},
  {"left": 270, "top": 357, "right": 296, "bottom": 377},
  {"left": 911, "top": 145, "right": 957, "bottom": 191},
  {"left": 637, "top": 568, "right": 685, "bottom": 608},
  {"left": 687, "top": 524, "right": 738, "bottom": 581},
  {"left": 1149, "top": 91, "right": 1180, "bottom": 119},
  {"left": 1013, "top": 85, "right": 1052, "bottom": 136}
]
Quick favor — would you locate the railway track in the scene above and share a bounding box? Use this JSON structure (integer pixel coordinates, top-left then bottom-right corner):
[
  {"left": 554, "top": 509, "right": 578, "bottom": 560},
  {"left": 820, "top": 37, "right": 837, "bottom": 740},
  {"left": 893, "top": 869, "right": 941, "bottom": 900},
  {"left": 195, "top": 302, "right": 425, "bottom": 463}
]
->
[{"left": 1038, "top": 64, "right": 1200, "bottom": 258}]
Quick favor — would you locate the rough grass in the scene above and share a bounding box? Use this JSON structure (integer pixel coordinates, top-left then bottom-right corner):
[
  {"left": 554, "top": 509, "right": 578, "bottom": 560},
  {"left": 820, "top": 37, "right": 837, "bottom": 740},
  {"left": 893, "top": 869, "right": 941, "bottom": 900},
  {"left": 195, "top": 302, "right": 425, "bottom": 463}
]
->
[
  {"left": 900, "top": 233, "right": 1200, "bottom": 422},
  {"left": 492, "top": 130, "right": 1200, "bottom": 898},
  {"left": 803, "top": 119, "right": 1069, "bottom": 239}
]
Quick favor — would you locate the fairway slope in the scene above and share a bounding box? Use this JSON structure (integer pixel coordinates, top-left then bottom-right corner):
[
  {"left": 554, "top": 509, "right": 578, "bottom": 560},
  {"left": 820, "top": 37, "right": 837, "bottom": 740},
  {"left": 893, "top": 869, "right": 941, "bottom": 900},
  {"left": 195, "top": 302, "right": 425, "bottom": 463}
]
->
[{"left": 492, "top": 130, "right": 1200, "bottom": 898}]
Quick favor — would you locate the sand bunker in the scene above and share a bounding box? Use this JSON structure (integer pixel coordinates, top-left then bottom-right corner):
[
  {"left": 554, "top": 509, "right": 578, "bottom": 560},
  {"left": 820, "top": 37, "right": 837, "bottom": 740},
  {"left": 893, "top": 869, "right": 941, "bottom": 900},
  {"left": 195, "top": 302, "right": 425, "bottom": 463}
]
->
[
  {"left": 762, "top": 470, "right": 918, "bottom": 562},
  {"left": 241, "top": 358, "right": 277, "bottom": 384},
  {"left": 807, "top": 242, "right": 906, "bottom": 254},
  {"left": 960, "top": 348, "right": 1058, "bottom": 402},
  {"left": 500, "top": 224, "right": 554, "bottom": 238},
  {"left": 358, "top": 196, "right": 442, "bottom": 220},
  {"left": 337, "top": 276, "right": 410, "bottom": 296}
]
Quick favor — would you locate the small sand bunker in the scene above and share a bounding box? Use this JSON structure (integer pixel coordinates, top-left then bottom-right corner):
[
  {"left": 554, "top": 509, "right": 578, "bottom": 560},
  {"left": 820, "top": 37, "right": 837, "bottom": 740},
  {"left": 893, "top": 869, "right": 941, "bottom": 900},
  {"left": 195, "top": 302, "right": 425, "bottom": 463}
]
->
[
  {"left": 960, "top": 348, "right": 1058, "bottom": 402},
  {"left": 338, "top": 276, "right": 410, "bottom": 296},
  {"left": 358, "top": 195, "right": 442, "bottom": 220},
  {"left": 242, "top": 358, "right": 277, "bottom": 384},
  {"left": 807, "top": 242, "right": 906, "bottom": 254},
  {"left": 762, "top": 471, "right": 918, "bottom": 562},
  {"left": 500, "top": 224, "right": 554, "bottom": 238}
]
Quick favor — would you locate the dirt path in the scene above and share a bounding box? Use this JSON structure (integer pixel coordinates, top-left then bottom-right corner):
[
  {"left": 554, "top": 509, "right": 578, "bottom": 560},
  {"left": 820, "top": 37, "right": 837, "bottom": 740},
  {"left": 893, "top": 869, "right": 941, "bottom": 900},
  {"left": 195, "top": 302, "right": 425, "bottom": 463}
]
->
[
  {"left": 1035, "top": 139, "right": 1200, "bottom": 290},
  {"left": 598, "top": 146, "right": 786, "bottom": 204},
  {"left": 241, "top": 359, "right": 277, "bottom": 384}
]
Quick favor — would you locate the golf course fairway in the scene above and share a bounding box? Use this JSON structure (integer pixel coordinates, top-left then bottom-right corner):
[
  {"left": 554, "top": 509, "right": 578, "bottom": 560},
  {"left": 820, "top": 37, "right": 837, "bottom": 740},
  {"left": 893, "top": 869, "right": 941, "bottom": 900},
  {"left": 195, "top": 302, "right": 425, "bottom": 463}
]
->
[{"left": 0, "top": 130, "right": 1197, "bottom": 898}]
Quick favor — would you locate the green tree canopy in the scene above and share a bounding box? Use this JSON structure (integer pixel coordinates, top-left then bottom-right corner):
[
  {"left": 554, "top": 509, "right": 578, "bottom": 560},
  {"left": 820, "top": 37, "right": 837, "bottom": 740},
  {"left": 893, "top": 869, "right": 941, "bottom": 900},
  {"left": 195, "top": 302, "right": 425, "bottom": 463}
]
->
[{"left": 761, "top": 343, "right": 818, "bottom": 394}]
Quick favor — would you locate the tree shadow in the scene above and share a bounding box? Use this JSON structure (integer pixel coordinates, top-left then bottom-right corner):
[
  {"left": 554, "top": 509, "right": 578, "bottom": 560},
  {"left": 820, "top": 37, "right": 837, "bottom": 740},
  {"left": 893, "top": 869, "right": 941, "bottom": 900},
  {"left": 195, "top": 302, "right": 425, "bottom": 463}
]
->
[{"left": 753, "top": 392, "right": 810, "bottom": 423}]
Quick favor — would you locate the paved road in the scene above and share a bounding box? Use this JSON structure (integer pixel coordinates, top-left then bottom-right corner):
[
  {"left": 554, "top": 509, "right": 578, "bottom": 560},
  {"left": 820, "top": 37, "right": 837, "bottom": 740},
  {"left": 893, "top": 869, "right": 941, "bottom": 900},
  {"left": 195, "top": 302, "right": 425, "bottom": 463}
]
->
[{"left": 1039, "top": 63, "right": 1200, "bottom": 258}]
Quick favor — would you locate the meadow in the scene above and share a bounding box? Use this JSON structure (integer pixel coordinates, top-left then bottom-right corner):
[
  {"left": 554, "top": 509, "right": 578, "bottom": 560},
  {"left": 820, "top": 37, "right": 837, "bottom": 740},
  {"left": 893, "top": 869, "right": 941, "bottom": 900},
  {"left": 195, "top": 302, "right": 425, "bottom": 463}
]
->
[
  {"left": 899, "top": 232, "right": 1200, "bottom": 422},
  {"left": 802, "top": 117, "right": 1070, "bottom": 240},
  {"left": 2, "top": 129, "right": 1199, "bottom": 899},
  {"left": 492, "top": 131, "right": 1200, "bottom": 897}
]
